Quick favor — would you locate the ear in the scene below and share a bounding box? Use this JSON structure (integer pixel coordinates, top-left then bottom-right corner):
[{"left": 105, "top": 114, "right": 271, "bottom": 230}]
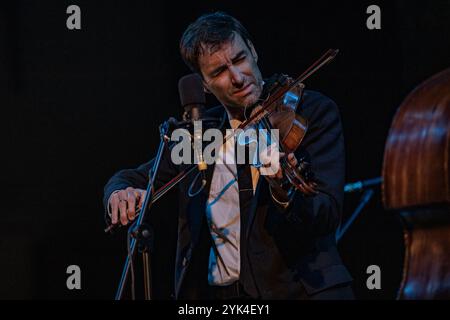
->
[{"left": 247, "top": 40, "right": 258, "bottom": 63}]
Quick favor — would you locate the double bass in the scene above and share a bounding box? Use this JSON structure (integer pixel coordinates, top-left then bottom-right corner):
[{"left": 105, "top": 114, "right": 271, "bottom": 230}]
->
[{"left": 382, "top": 68, "right": 450, "bottom": 299}]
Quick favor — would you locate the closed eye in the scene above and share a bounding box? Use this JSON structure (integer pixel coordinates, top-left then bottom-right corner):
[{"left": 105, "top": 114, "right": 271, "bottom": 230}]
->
[
  {"left": 209, "top": 51, "right": 247, "bottom": 78},
  {"left": 233, "top": 54, "right": 246, "bottom": 64}
]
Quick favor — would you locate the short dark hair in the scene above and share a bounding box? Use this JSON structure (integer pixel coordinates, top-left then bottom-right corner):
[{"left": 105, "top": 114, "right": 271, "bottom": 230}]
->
[{"left": 179, "top": 12, "right": 253, "bottom": 74}]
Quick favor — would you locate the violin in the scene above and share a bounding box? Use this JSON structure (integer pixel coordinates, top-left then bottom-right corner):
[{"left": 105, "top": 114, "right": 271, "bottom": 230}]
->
[{"left": 234, "top": 49, "right": 340, "bottom": 195}]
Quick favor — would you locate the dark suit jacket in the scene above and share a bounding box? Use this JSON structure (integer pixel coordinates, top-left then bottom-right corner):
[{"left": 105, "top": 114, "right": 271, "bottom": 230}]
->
[{"left": 103, "top": 79, "right": 353, "bottom": 299}]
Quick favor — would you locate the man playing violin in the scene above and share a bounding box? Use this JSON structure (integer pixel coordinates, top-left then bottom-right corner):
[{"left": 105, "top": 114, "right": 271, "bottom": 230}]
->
[{"left": 103, "top": 11, "right": 353, "bottom": 300}]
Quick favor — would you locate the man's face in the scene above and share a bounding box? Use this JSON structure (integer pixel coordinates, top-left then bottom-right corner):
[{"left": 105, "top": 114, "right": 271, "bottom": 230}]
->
[{"left": 198, "top": 33, "right": 263, "bottom": 111}]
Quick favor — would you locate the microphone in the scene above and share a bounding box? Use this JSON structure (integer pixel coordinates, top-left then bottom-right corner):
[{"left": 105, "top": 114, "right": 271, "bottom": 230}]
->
[
  {"left": 178, "top": 73, "right": 206, "bottom": 123},
  {"left": 344, "top": 177, "right": 382, "bottom": 193},
  {"left": 178, "top": 73, "right": 207, "bottom": 183}
]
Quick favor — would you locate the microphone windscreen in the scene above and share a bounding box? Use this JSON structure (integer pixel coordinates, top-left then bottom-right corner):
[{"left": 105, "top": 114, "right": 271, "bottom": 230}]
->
[{"left": 178, "top": 73, "right": 206, "bottom": 107}]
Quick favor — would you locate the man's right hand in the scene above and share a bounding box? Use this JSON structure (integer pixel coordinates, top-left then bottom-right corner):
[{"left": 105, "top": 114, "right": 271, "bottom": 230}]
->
[{"left": 109, "top": 187, "right": 147, "bottom": 226}]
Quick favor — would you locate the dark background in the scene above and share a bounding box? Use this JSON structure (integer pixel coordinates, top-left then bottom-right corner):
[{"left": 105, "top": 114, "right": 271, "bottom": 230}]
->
[{"left": 1, "top": 0, "right": 449, "bottom": 299}]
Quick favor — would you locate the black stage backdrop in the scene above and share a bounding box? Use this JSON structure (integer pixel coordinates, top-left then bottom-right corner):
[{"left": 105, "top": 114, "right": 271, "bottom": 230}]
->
[{"left": 1, "top": 0, "right": 449, "bottom": 299}]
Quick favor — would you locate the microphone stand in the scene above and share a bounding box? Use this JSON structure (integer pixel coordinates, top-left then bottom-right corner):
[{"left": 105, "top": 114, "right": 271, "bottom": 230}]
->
[
  {"left": 336, "top": 189, "right": 375, "bottom": 242},
  {"left": 336, "top": 177, "right": 382, "bottom": 242},
  {"left": 114, "top": 120, "right": 171, "bottom": 300}
]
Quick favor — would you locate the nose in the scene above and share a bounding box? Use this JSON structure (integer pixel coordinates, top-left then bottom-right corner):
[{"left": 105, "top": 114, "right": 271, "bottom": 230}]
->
[{"left": 229, "top": 65, "right": 244, "bottom": 88}]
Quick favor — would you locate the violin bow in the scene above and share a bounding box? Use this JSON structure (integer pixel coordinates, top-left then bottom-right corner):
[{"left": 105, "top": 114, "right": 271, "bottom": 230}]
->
[{"left": 237, "top": 49, "right": 339, "bottom": 131}]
